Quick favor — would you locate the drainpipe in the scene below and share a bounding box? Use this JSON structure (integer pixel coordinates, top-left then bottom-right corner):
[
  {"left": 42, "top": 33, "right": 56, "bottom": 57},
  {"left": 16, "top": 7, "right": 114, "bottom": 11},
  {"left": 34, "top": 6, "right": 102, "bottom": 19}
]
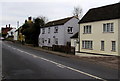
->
[{"left": 78, "top": 23, "right": 80, "bottom": 53}]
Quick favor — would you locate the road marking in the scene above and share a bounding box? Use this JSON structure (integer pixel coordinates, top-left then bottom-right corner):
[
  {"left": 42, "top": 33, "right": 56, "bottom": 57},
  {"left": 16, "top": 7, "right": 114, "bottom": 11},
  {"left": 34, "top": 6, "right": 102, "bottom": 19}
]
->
[
  {"left": 57, "top": 64, "right": 66, "bottom": 68},
  {"left": 7, "top": 45, "right": 107, "bottom": 81}
]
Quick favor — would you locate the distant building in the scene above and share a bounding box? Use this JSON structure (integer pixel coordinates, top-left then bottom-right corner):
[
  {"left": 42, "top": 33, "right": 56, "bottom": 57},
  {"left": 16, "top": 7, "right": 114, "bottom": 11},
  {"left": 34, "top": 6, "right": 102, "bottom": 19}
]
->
[
  {"left": 6, "top": 28, "right": 16, "bottom": 39},
  {"left": 39, "top": 16, "right": 79, "bottom": 47},
  {"left": 78, "top": 3, "right": 120, "bottom": 56},
  {"left": 1, "top": 24, "right": 13, "bottom": 38}
]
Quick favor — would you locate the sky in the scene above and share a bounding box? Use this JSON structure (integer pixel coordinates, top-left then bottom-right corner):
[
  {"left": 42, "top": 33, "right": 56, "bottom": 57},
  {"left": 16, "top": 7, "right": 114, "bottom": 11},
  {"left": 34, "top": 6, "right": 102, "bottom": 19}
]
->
[{"left": 0, "top": 0, "right": 119, "bottom": 31}]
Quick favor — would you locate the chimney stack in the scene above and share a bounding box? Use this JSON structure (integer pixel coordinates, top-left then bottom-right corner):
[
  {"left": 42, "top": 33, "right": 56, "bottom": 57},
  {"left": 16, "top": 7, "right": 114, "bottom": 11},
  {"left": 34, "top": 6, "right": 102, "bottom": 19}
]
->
[
  {"left": 9, "top": 24, "right": 10, "bottom": 28},
  {"left": 6, "top": 25, "right": 7, "bottom": 28},
  {"left": 28, "top": 16, "right": 32, "bottom": 21}
]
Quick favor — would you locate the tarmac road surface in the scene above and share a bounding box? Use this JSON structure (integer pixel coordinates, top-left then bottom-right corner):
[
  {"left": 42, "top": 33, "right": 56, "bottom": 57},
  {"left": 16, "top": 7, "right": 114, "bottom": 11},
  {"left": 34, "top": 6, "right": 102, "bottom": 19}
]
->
[{"left": 2, "top": 41, "right": 119, "bottom": 81}]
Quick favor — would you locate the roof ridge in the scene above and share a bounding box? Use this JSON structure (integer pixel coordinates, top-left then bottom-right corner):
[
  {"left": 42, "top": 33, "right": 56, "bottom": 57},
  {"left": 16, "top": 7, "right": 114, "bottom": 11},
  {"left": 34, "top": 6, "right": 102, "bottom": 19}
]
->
[
  {"left": 47, "top": 16, "right": 74, "bottom": 23},
  {"left": 79, "top": 3, "right": 120, "bottom": 24},
  {"left": 44, "top": 16, "right": 76, "bottom": 27},
  {"left": 90, "top": 2, "right": 120, "bottom": 10}
]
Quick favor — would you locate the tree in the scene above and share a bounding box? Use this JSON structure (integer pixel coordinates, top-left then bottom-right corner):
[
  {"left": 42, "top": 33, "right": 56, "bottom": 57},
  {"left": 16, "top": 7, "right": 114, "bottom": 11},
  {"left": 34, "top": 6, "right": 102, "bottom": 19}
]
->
[
  {"left": 34, "top": 16, "right": 48, "bottom": 24},
  {"left": 20, "top": 16, "right": 48, "bottom": 46},
  {"left": 31, "top": 16, "right": 48, "bottom": 46},
  {"left": 72, "top": 6, "right": 83, "bottom": 19}
]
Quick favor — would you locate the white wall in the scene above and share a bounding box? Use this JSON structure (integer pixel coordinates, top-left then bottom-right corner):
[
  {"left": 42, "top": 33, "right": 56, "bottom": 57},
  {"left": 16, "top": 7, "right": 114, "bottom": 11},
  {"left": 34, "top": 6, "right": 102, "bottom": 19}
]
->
[
  {"left": 118, "top": 19, "right": 120, "bottom": 56},
  {"left": 79, "top": 19, "right": 119, "bottom": 56},
  {"left": 64, "top": 17, "right": 79, "bottom": 44},
  {"left": 6, "top": 28, "right": 16, "bottom": 38},
  {"left": 71, "top": 38, "right": 79, "bottom": 51},
  {"left": 39, "top": 17, "right": 79, "bottom": 47},
  {"left": 39, "top": 25, "right": 65, "bottom": 47},
  {"left": 13, "top": 31, "right": 18, "bottom": 40}
]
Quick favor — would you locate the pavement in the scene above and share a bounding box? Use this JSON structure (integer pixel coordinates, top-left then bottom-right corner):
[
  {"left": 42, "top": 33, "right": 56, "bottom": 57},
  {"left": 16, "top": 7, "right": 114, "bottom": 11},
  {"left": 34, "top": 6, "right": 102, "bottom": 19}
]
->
[
  {"left": 75, "top": 52, "right": 106, "bottom": 57},
  {"left": 2, "top": 41, "right": 119, "bottom": 80}
]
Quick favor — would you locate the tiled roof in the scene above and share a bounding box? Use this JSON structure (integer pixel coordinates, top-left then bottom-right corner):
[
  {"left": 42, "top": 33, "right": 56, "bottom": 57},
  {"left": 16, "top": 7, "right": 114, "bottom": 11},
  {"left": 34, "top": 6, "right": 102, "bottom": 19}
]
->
[
  {"left": 44, "top": 16, "right": 77, "bottom": 27},
  {"left": 79, "top": 3, "right": 120, "bottom": 23}
]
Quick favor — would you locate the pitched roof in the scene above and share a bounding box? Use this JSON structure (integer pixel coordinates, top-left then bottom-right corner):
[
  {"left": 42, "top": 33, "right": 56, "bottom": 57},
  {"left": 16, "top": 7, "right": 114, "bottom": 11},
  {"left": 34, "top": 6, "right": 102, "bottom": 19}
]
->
[
  {"left": 70, "top": 32, "right": 78, "bottom": 38},
  {"left": 44, "top": 16, "right": 77, "bottom": 27},
  {"left": 2, "top": 27, "right": 13, "bottom": 34},
  {"left": 79, "top": 3, "right": 120, "bottom": 24}
]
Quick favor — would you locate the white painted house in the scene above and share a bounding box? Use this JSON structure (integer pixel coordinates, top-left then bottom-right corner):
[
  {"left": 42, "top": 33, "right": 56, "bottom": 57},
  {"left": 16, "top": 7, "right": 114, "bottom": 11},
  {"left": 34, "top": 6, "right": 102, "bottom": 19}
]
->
[
  {"left": 39, "top": 16, "right": 79, "bottom": 47},
  {"left": 78, "top": 3, "right": 120, "bottom": 56},
  {"left": 6, "top": 28, "right": 16, "bottom": 38}
]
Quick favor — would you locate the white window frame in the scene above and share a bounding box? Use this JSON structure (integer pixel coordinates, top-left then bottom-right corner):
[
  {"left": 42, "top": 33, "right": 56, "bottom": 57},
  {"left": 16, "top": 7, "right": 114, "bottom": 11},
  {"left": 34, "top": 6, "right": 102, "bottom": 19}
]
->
[
  {"left": 48, "top": 38, "right": 50, "bottom": 44},
  {"left": 42, "top": 38, "right": 44, "bottom": 44},
  {"left": 55, "top": 38, "right": 58, "bottom": 45},
  {"left": 83, "top": 25, "right": 92, "bottom": 34},
  {"left": 48, "top": 27, "right": 50, "bottom": 34},
  {"left": 54, "top": 26, "right": 58, "bottom": 33},
  {"left": 111, "top": 41, "right": 116, "bottom": 52},
  {"left": 103, "top": 23, "right": 114, "bottom": 33},
  {"left": 101, "top": 41, "right": 104, "bottom": 51},
  {"left": 42, "top": 28, "right": 45, "bottom": 34},
  {"left": 67, "top": 27, "right": 73, "bottom": 34},
  {"left": 82, "top": 40, "right": 93, "bottom": 49}
]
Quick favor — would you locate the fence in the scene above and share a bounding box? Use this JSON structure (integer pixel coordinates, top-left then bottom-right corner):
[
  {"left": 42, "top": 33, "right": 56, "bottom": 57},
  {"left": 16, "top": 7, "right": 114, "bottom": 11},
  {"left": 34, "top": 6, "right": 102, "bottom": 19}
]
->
[{"left": 52, "top": 45, "right": 75, "bottom": 55}]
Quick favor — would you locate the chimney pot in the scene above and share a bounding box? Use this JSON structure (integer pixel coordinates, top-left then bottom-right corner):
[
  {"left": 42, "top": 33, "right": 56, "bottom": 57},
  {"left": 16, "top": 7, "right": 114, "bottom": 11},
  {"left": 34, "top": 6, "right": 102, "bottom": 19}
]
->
[
  {"left": 9, "top": 24, "right": 10, "bottom": 28},
  {"left": 28, "top": 17, "right": 32, "bottom": 20}
]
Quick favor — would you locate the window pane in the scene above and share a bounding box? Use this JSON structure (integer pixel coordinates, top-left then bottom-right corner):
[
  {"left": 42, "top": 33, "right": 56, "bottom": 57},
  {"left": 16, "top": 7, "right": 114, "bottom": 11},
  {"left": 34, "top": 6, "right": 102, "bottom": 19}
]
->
[
  {"left": 107, "top": 23, "right": 110, "bottom": 32},
  {"left": 84, "top": 26, "right": 85, "bottom": 33},
  {"left": 101, "top": 41, "right": 104, "bottom": 50},
  {"left": 112, "top": 41, "right": 116, "bottom": 51},
  {"left": 82, "top": 41, "right": 84, "bottom": 48},
  {"left": 89, "top": 26, "right": 91, "bottom": 33},
  {"left": 110, "top": 23, "right": 113, "bottom": 32},
  {"left": 103, "top": 24, "right": 106, "bottom": 32}
]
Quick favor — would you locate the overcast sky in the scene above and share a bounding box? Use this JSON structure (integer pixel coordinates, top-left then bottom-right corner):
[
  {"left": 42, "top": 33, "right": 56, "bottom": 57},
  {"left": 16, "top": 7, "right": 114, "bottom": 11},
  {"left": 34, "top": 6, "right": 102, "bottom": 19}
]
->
[{"left": 0, "top": 0, "right": 119, "bottom": 30}]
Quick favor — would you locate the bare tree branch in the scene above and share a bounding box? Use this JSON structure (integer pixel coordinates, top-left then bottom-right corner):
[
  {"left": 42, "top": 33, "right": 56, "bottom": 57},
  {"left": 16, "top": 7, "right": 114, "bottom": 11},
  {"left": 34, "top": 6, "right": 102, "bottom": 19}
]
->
[{"left": 72, "top": 6, "right": 83, "bottom": 19}]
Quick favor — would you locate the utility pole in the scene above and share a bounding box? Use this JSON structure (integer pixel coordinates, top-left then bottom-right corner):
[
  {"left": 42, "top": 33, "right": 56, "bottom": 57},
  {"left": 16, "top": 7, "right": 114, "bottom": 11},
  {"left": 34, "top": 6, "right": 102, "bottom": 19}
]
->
[{"left": 17, "top": 21, "right": 19, "bottom": 28}]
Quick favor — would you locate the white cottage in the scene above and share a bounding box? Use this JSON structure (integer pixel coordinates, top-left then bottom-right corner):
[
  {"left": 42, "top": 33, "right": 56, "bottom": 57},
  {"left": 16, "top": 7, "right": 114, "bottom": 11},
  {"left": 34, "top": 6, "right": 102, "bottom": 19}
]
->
[
  {"left": 39, "top": 16, "right": 79, "bottom": 47},
  {"left": 6, "top": 28, "right": 16, "bottom": 38},
  {"left": 78, "top": 3, "right": 120, "bottom": 56}
]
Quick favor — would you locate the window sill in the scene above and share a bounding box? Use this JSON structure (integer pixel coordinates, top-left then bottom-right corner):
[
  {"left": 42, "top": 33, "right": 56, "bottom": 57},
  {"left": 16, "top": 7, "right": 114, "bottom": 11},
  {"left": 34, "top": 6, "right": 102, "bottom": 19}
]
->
[
  {"left": 111, "top": 50, "right": 116, "bottom": 52},
  {"left": 100, "top": 49, "right": 104, "bottom": 51},
  {"left": 83, "top": 33, "right": 92, "bottom": 34},
  {"left": 103, "top": 32, "right": 114, "bottom": 33},
  {"left": 82, "top": 48, "right": 93, "bottom": 50},
  {"left": 68, "top": 33, "right": 73, "bottom": 34}
]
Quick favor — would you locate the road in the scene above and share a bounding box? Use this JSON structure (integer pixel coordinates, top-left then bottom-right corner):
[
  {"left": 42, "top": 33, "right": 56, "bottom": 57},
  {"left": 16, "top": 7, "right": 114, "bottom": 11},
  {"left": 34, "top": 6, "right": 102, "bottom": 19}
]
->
[{"left": 2, "top": 41, "right": 119, "bottom": 81}]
